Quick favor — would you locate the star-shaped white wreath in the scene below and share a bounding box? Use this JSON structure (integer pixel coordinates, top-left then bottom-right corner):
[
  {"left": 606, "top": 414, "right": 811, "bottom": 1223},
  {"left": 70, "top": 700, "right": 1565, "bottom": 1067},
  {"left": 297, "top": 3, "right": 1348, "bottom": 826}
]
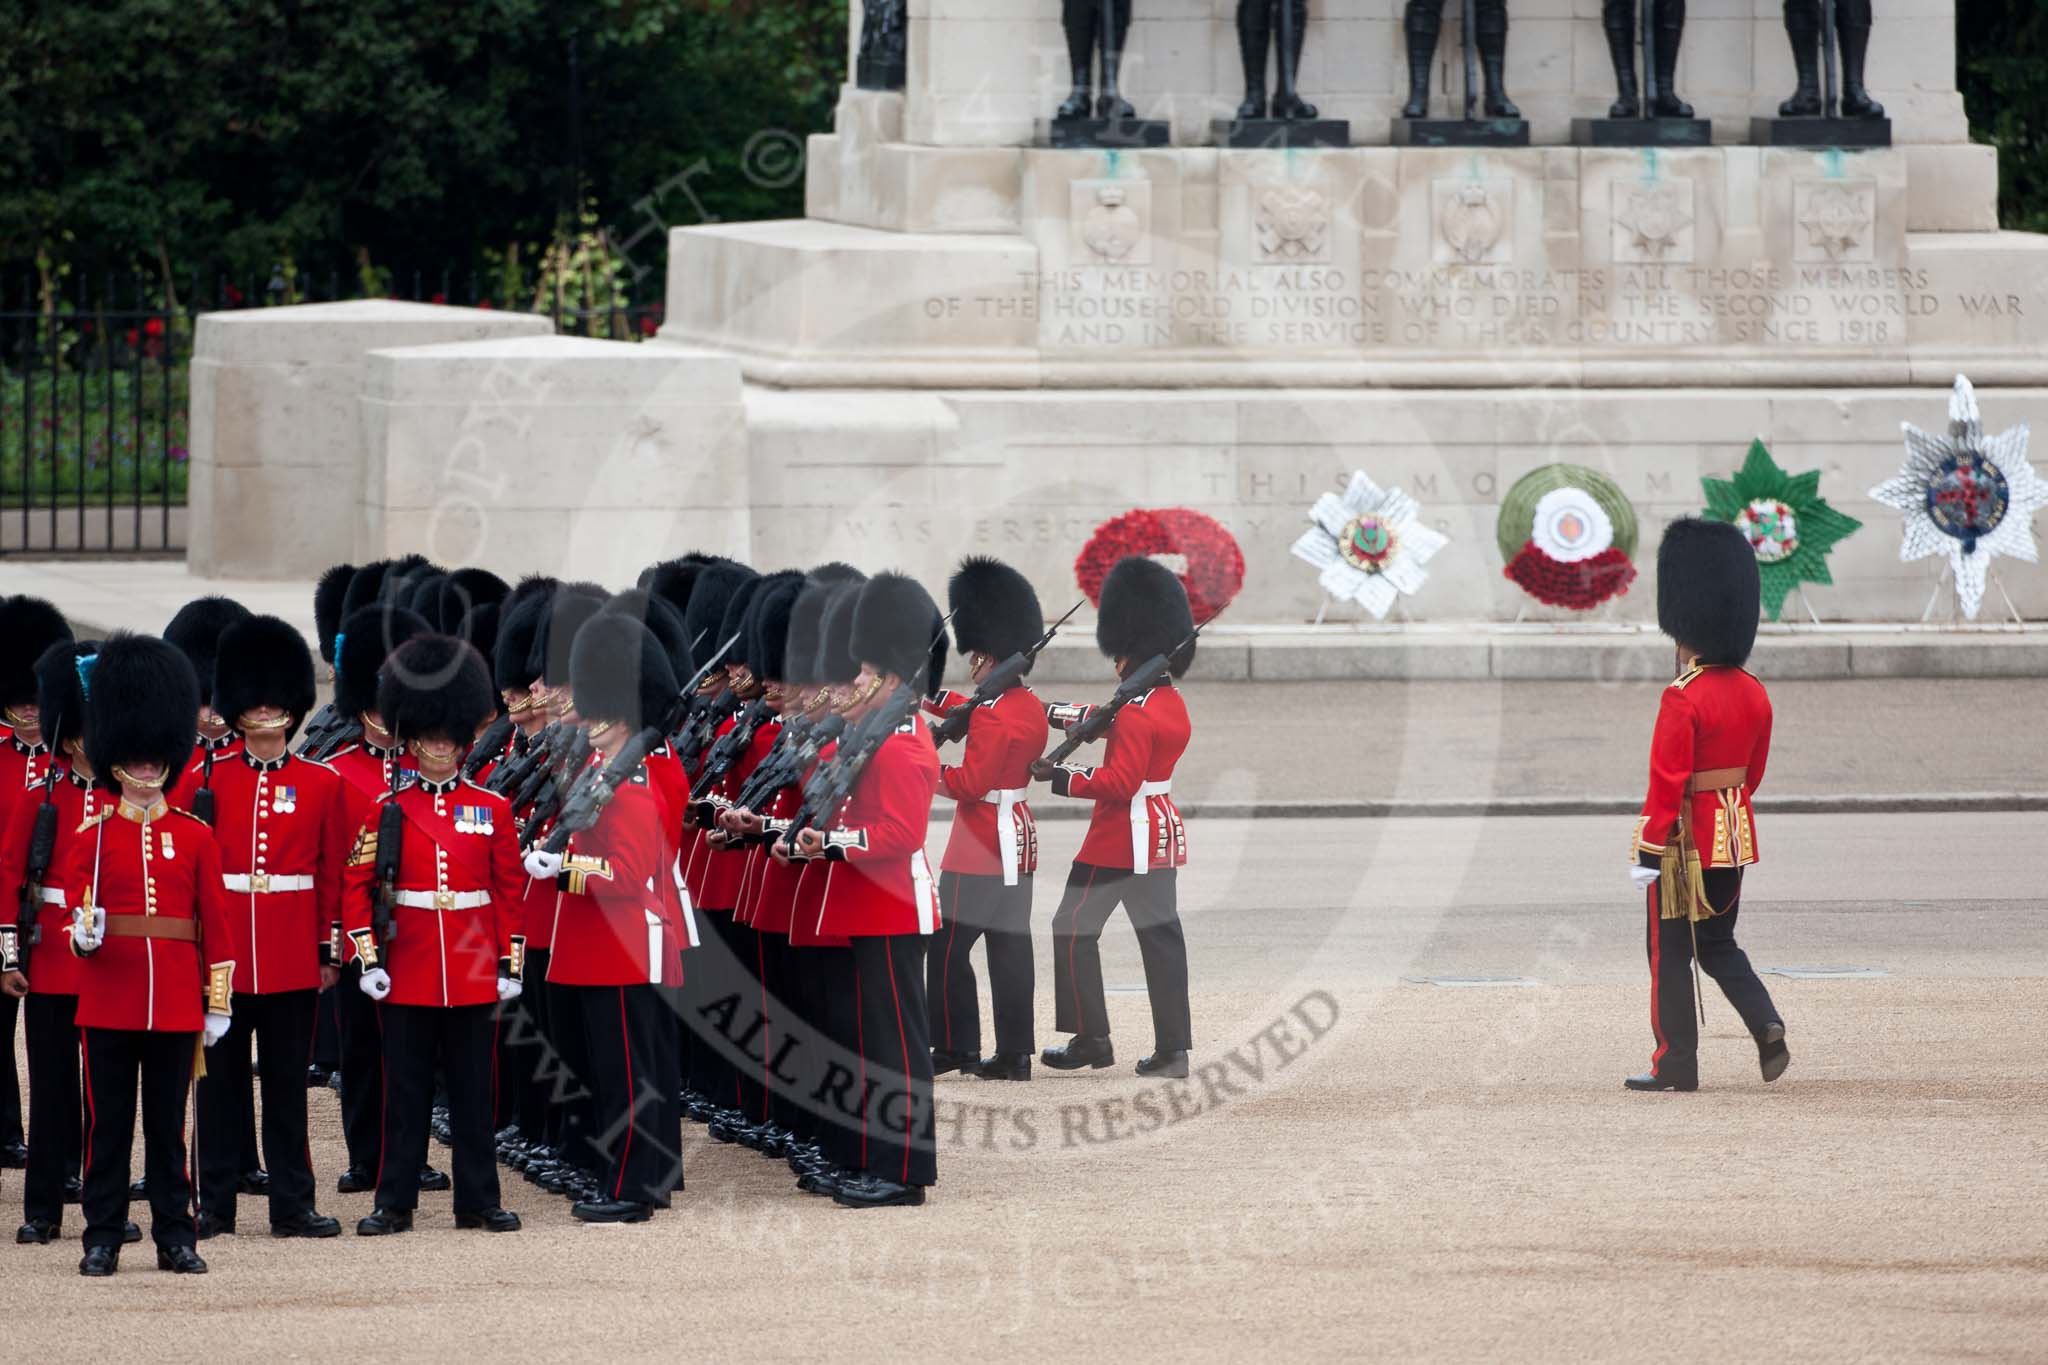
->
[
  {"left": 1870, "top": 374, "right": 2046, "bottom": 619},
  {"left": 1290, "top": 471, "right": 1449, "bottom": 619}
]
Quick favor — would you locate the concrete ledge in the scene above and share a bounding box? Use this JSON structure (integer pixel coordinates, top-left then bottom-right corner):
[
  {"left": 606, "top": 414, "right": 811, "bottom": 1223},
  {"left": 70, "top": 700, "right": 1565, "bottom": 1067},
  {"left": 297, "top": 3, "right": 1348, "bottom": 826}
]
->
[{"left": 944, "top": 792, "right": 2048, "bottom": 821}]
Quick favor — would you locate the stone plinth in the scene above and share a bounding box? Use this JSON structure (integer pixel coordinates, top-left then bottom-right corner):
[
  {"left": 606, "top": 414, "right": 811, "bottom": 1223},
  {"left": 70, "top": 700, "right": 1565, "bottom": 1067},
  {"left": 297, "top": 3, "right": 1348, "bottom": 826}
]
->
[
  {"left": 356, "top": 336, "right": 748, "bottom": 584},
  {"left": 188, "top": 301, "right": 551, "bottom": 578}
]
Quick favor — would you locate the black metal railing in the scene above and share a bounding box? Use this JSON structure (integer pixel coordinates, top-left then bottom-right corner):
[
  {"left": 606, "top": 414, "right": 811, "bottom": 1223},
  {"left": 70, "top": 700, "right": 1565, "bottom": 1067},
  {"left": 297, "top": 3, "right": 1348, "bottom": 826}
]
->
[{"left": 0, "top": 273, "right": 665, "bottom": 556}]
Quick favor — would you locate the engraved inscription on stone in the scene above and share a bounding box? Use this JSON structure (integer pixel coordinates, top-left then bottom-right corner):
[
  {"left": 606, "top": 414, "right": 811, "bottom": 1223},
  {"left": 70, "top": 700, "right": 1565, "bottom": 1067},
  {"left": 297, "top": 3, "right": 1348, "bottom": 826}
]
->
[
  {"left": 1256, "top": 183, "right": 1330, "bottom": 263},
  {"left": 1794, "top": 180, "right": 1876, "bottom": 264},
  {"left": 1612, "top": 180, "right": 1695, "bottom": 265},
  {"left": 1433, "top": 179, "right": 1512, "bottom": 266},
  {"left": 1073, "top": 180, "right": 1151, "bottom": 266}
]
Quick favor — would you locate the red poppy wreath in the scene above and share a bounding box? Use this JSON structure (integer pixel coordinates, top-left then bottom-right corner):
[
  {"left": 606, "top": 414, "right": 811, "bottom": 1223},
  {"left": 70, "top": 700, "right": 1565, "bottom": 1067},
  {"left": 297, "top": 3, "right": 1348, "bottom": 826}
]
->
[{"left": 1074, "top": 508, "right": 1246, "bottom": 620}]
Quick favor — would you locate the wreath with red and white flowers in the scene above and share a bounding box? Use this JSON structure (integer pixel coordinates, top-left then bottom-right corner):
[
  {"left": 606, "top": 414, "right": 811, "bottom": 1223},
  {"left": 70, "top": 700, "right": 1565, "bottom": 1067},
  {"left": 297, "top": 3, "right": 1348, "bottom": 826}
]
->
[{"left": 1074, "top": 508, "right": 1246, "bottom": 620}]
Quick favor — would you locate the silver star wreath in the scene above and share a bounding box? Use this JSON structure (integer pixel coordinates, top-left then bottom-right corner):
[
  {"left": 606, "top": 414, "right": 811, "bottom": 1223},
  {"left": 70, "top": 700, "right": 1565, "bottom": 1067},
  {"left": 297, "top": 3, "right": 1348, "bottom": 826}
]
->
[
  {"left": 1869, "top": 373, "right": 2046, "bottom": 619},
  {"left": 1290, "top": 471, "right": 1449, "bottom": 619}
]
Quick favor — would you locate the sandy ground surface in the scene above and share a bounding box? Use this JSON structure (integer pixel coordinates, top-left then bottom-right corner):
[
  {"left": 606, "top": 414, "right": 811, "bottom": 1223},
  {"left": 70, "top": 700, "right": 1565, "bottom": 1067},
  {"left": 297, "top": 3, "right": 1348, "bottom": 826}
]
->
[{"left": 4, "top": 809, "right": 2044, "bottom": 1362}]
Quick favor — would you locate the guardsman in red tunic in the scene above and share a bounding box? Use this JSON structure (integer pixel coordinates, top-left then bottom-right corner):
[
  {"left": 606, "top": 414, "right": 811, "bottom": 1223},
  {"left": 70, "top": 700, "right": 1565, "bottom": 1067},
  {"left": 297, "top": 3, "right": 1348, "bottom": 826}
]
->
[
  {"left": 322, "top": 601, "right": 437, "bottom": 1196},
  {"left": 165, "top": 595, "right": 253, "bottom": 827},
  {"left": 780, "top": 572, "right": 944, "bottom": 1209},
  {"left": 63, "top": 633, "right": 236, "bottom": 1277},
  {"left": 1033, "top": 557, "right": 1195, "bottom": 1081},
  {"left": 925, "top": 558, "right": 1049, "bottom": 1082},
  {"left": 0, "top": 594, "right": 73, "bottom": 1171},
  {"left": 305, "top": 564, "right": 357, "bottom": 1092},
  {"left": 522, "top": 613, "right": 686, "bottom": 1222},
  {"left": 191, "top": 615, "right": 349, "bottom": 1239},
  {"left": 1627, "top": 518, "right": 1788, "bottom": 1093},
  {"left": 345, "top": 634, "right": 524, "bottom": 1236},
  {"left": 4, "top": 638, "right": 147, "bottom": 1250}
]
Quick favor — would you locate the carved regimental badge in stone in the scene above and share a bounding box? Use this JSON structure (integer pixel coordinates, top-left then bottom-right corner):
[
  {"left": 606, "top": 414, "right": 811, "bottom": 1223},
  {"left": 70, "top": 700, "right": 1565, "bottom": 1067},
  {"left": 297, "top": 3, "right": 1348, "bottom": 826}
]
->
[
  {"left": 1794, "top": 180, "right": 1875, "bottom": 264},
  {"left": 1434, "top": 179, "right": 1510, "bottom": 266},
  {"left": 1255, "top": 184, "right": 1329, "bottom": 263},
  {"left": 1612, "top": 180, "right": 1694, "bottom": 264},
  {"left": 1073, "top": 180, "right": 1151, "bottom": 266}
]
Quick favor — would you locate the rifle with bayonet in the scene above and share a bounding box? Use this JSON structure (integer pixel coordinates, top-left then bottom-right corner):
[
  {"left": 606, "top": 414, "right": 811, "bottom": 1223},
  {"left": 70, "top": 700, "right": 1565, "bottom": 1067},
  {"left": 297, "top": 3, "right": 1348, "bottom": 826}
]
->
[
  {"left": 488, "top": 720, "right": 560, "bottom": 800},
  {"left": 930, "top": 599, "right": 1083, "bottom": 746},
  {"left": 369, "top": 798, "right": 404, "bottom": 963},
  {"left": 778, "top": 682, "right": 921, "bottom": 854},
  {"left": 1040, "top": 615, "right": 1213, "bottom": 766},
  {"left": 297, "top": 701, "right": 353, "bottom": 759},
  {"left": 541, "top": 723, "right": 667, "bottom": 855},
  {"left": 190, "top": 743, "right": 218, "bottom": 827},
  {"left": 660, "top": 630, "right": 745, "bottom": 767},
  {"left": 525, "top": 728, "right": 594, "bottom": 831},
  {"left": 463, "top": 713, "right": 516, "bottom": 780},
  {"left": 9, "top": 764, "right": 61, "bottom": 979},
  {"left": 685, "top": 697, "right": 772, "bottom": 823}
]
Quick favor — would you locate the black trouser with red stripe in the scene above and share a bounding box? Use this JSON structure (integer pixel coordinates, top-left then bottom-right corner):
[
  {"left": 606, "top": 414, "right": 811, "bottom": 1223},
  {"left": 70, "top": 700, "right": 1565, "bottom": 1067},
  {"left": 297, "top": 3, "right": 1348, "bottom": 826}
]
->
[
  {"left": 850, "top": 933, "right": 936, "bottom": 1188},
  {"left": 1050, "top": 863, "right": 1192, "bottom": 1053},
  {"left": 80, "top": 1026, "right": 196, "bottom": 1251},
  {"left": 375, "top": 1002, "right": 500, "bottom": 1215},
  {"left": 929, "top": 871, "right": 1036, "bottom": 1058},
  {"left": 504, "top": 946, "right": 560, "bottom": 1148},
  {"left": 756, "top": 933, "right": 808, "bottom": 1136},
  {"left": 21, "top": 991, "right": 83, "bottom": 1228},
  {"left": 570, "top": 983, "right": 678, "bottom": 1206},
  {"left": 546, "top": 976, "right": 597, "bottom": 1173},
  {"left": 196, "top": 988, "right": 318, "bottom": 1225},
  {"left": 791, "top": 945, "right": 862, "bottom": 1170},
  {"left": 1646, "top": 869, "right": 1783, "bottom": 1086},
  {"left": 335, "top": 958, "right": 384, "bottom": 1172},
  {"left": 0, "top": 992, "right": 21, "bottom": 1149}
]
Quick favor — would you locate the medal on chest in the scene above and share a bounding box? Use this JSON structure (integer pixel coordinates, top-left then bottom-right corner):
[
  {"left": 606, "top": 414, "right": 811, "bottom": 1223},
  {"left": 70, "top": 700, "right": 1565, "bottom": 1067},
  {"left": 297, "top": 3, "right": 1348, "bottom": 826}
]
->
[
  {"left": 454, "top": 803, "right": 495, "bottom": 836},
  {"left": 270, "top": 785, "right": 297, "bottom": 815}
]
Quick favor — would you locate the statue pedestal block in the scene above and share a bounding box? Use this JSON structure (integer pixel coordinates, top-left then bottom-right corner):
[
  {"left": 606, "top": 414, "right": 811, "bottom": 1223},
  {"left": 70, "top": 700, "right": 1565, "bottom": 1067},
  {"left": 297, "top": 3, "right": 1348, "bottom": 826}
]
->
[
  {"left": 1036, "top": 118, "right": 1172, "bottom": 150},
  {"left": 1571, "top": 118, "right": 1714, "bottom": 148},
  {"left": 1209, "top": 119, "right": 1351, "bottom": 150},
  {"left": 1751, "top": 117, "right": 1894, "bottom": 149},
  {"left": 1389, "top": 118, "right": 1530, "bottom": 149}
]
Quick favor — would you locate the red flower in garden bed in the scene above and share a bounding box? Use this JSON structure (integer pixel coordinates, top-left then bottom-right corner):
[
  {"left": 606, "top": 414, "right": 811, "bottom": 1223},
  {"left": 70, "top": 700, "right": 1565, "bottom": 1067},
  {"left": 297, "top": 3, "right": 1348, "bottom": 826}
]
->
[
  {"left": 1502, "top": 542, "right": 1637, "bottom": 609},
  {"left": 1074, "top": 507, "right": 1245, "bottom": 620}
]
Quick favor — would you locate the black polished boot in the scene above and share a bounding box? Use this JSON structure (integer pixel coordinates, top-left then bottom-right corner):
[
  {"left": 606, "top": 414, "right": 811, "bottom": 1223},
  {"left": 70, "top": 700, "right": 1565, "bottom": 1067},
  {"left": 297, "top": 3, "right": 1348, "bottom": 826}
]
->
[
  {"left": 1135, "top": 1049, "right": 1189, "bottom": 1079},
  {"left": 931, "top": 1048, "right": 976, "bottom": 1077},
  {"left": 1759, "top": 1022, "right": 1791, "bottom": 1082},
  {"left": 1648, "top": 3, "right": 1693, "bottom": 118},
  {"left": 1602, "top": 9, "right": 1640, "bottom": 118},
  {"left": 1040, "top": 1034, "right": 1115, "bottom": 1070},
  {"left": 335, "top": 1165, "right": 374, "bottom": 1194},
  {"left": 572, "top": 1198, "right": 654, "bottom": 1224},
  {"left": 1778, "top": 12, "right": 1823, "bottom": 115},
  {"left": 354, "top": 1207, "right": 414, "bottom": 1236},
  {"left": 968, "top": 1052, "right": 1032, "bottom": 1082},
  {"left": 1623, "top": 1072, "right": 1698, "bottom": 1092},
  {"left": 417, "top": 1164, "right": 451, "bottom": 1192},
  {"left": 832, "top": 1174, "right": 927, "bottom": 1209},
  {"left": 455, "top": 1207, "right": 522, "bottom": 1232},
  {"left": 194, "top": 1210, "right": 234, "bottom": 1240},
  {"left": 17, "top": 1218, "right": 58, "bottom": 1244},
  {"left": 78, "top": 1245, "right": 119, "bottom": 1277},
  {"left": 271, "top": 1210, "right": 342, "bottom": 1238},
  {"left": 1836, "top": 24, "right": 1884, "bottom": 118},
  {"left": 157, "top": 1245, "right": 209, "bottom": 1274},
  {"left": 238, "top": 1168, "right": 270, "bottom": 1197},
  {"left": 1401, "top": 7, "right": 1440, "bottom": 119}
]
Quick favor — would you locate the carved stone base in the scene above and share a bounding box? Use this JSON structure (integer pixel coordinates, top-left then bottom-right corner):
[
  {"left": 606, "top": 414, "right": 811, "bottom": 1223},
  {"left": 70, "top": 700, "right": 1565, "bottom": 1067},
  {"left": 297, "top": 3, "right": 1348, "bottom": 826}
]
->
[
  {"left": 1571, "top": 118, "right": 1713, "bottom": 148},
  {"left": 1209, "top": 118, "right": 1352, "bottom": 150},
  {"left": 1750, "top": 116, "right": 1893, "bottom": 149},
  {"left": 1390, "top": 118, "right": 1530, "bottom": 148},
  {"left": 1036, "top": 118, "right": 1172, "bottom": 150}
]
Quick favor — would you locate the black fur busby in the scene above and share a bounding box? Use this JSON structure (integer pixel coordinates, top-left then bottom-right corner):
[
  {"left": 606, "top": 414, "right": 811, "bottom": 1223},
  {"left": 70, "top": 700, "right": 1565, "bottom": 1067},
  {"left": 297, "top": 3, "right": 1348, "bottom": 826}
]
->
[
  {"left": 949, "top": 556, "right": 1044, "bottom": 668},
  {"left": 458, "top": 602, "right": 501, "bottom": 680},
  {"left": 214, "top": 615, "right": 318, "bottom": 741},
  {"left": 1096, "top": 556, "right": 1196, "bottom": 678},
  {"left": 746, "top": 572, "right": 807, "bottom": 683},
  {"left": 571, "top": 613, "right": 677, "bottom": 731},
  {"left": 788, "top": 573, "right": 865, "bottom": 685},
  {"left": 817, "top": 585, "right": 865, "bottom": 685},
  {"left": 378, "top": 555, "right": 440, "bottom": 608},
  {"left": 163, "top": 595, "right": 252, "bottom": 707},
  {"left": 494, "top": 591, "right": 549, "bottom": 692},
  {"left": 435, "top": 568, "right": 510, "bottom": 635},
  {"left": 340, "top": 559, "right": 395, "bottom": 622},
  {"left": 1657, "top": 517, "right": 1761, "bottom": 667},
  {"left": 605, "top": 588, "right": 694, "bottom": 687},
  {"left": 313, "top": 563, "right": 356, "bottom": 665},
  {"left": 377, "top": 634, "right": 495, "bottom": 745},
  {"left": 1, "top": 594, "right": 73, "bottom": 710},
  {"left": 642, "top": 554, "right": 720, "bottom": 624},
  {"left": 404, "top": 572, "right": 449, "bottom": 623},
  {"left": 684, "top": 561, "right": 757, "bottom": 663},
  {"left": 851, "top": 572, "right": 944, "bottom": 688},
  {"left": 84, "top": 633, "right": 198, "bottom": 794},
  {"left": 534, "top": 589, "right": 608, "bottom": 688},
  {"left": 717, "top": 576, "right": 768, "bottom": 671},
  {"left": 334, "top": 605, "right": 433, "bottom": 719},
  {"left": 35, "top": 639, "right": 100, "bottom": 758}
]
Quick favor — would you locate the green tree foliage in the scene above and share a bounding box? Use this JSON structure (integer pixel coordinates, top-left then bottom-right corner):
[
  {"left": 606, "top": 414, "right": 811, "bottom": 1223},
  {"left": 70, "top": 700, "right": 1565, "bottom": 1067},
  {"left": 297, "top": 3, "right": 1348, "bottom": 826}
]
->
[
  {"left": 1958, "top": 0, "right": 2048, "bottom": 232},
  {"left": 0, "top": 0, "right": 844, "bottom": 294}
]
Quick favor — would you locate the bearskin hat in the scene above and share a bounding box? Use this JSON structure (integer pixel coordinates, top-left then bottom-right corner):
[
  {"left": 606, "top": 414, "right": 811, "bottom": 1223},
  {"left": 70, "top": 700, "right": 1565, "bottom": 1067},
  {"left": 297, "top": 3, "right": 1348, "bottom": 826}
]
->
[
  {"left": 313, "top": 563, "right": 356, "bottom": 666},
  {"left": 213, "top": 615, "right": 317, "bottom": 741},
  {"left": 788, "top": 572, "right": 865, "bottom": 685},
  {"left": 571, "top": 613, "right": 677, "bottom": 731},
  {"left": 817, "top": 584, "right": 865, "bottom": 686},
  {"left": 1096, "top": 556, "right": 1196, "bottom": 678},
  {"left": 949, "top": 556, "right": 1044, "bottom": 669},
  {"left": 403, "top": 571, "right": 448, "bottom": 623},
  {"left": 377, "top": 634, "right": 495, "bottom": 745},
  {"left": 534, "top": 589, "right": 608, "bottom": 688},
  {"left": 163, "top": 595, "right": 252, "bottom": 708},
  {"left": 435, "top": 568, "right": 510, "bottom": 635},
  {"left": 684, "top": 561, "right": 757, "bottom": 664},
  {"left": 458, "top": 602, "right": 502, "bottom": 681},
  {"left": 35, "top": 639, "right": 100, "bottom": 758},
  {"left": 746, "top": 572, "right": 807, "bottom": 683},
  {"left": 494, "top": 591, "right": 549, "bottom": 693},
  {"left": 84, "top": 633, "right": 198, "bottom": 794},
  {"left": 1657, "top": 517, "right": 1760, "bottom": 667},
  {"left": 378, "top": 555, "right": 440, "bottom": 608},
  {"left": 334, "top": 605, "right": 433, "bottom": 719},
  {"left": 851, "top": 572, "right": 945, "bottom": 688},
  {"left": 642, "top": 554, "right": 721, "bottom": 623},
  {"left": 717, "top": 576, "right": 768, "bottom": 672},
  {"left": 605, "top": 588, "right": 694, "bottom": 687},
  {"left": 1, "top": 595, "right": 72, "bottom": 709},
  {"left": 341, "top": 559, "right": 395, "bottom": 622}
]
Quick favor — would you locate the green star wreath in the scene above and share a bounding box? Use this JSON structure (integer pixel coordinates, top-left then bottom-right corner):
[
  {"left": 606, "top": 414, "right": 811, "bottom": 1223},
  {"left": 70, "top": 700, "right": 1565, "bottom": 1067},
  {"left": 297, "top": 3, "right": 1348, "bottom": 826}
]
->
[{"left": 1701, "top": 439, "right": 1862, "bottom": 620}]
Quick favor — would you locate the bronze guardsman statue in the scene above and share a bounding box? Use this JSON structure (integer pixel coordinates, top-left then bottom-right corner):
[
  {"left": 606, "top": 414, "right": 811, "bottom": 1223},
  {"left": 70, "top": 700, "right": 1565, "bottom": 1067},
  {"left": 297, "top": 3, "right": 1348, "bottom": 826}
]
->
[
  {"left": 1235, "top": 0, "right": 1316, "bottom": 121},
  {"left": 1057, "top": 0, "right": 1136, "bottom": 121},
  {"left": 1402, "top": 0, "right": 1518, "bottom": 120},
  {"left": 857, "top": 0, "right": 906, "bottom": 92},
  {"left": 1602, "top": 0, "right": 1691, "bottom": 119},
  {"left": 1777, "top": 0, "right": 1883, "bottom": 119}
]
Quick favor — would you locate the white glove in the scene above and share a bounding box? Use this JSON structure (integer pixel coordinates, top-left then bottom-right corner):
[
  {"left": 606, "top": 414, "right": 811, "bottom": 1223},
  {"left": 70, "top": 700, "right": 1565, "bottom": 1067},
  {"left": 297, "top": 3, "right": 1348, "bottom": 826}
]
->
[
  {"left": 359, "top": 967, "right": 393, "bottom": 1001},
  {"left": 523, "top": 848, "right": 565, "bottom": 881},
  {"left": 496, "top": 976, "right": 523, "bottom": 1003},
  {"left": 1629, "top": 864, "right": 1661, "bottom": 892},
  {"left": 71, "top": 906, "right": 105, "bottom": 954},
  {"left": 202, "top": 1012, "right": 232, "bottom": 1047}
]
